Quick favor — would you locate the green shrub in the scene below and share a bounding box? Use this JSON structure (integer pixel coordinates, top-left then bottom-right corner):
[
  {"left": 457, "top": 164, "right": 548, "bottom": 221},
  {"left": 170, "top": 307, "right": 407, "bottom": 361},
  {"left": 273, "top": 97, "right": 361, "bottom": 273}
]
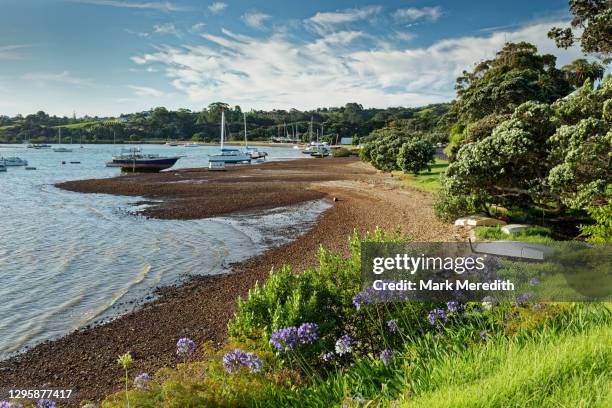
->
[
  {"left": 433, "top": 188, "right": 480, "bottom": 222},
  {"left": 396, "top": 139, "right": 436, "bottom": 175},
  {"left": 580, "top": 202, "right": 612, "bottom": 243},
  {"left": 332, "top": 147, "right": 352, "bottom": 157}
]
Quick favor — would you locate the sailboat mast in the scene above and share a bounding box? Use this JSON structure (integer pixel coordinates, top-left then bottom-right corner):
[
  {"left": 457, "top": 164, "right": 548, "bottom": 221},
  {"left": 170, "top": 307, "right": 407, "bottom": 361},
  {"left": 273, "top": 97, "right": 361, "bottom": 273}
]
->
[
  {"left": 58, "top": 127, "right": 61, "bottom": 144},
  {"left": 243, "top": 112, "right": 248, "bottom": 147},
  {"left": 220, "top": 110, "right": 225, "bottom": 150},
  {"left": 309, "top": 117, "right": 313, "bottom": 142}
]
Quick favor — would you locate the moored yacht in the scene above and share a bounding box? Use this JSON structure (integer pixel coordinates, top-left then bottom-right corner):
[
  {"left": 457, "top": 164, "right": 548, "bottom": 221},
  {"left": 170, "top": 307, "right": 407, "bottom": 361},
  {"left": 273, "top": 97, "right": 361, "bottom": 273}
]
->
[
  {"left": 209, "top": 110, "right": 252, "bottom": 164},
  {"left": 1, "top": 157, "right": 28, "bottom": 166},
  {"left": 106, "top": 147, "right": 181, "bottom": 172}
]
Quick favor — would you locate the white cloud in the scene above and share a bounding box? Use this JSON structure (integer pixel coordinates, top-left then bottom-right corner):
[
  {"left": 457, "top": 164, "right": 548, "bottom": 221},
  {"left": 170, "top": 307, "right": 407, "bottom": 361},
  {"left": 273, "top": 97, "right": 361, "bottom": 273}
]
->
[
  {"left": 71, "top": 0, "right": 186, "bottom": 12},
  {"left": 394, "top": 7, "right": 442, "bottom": 22},
  {"left": 22, "top": 71, "right": 93, "bottom": 86},
  {"left": 307, "top": 5, "right": 382, "bottom": 33},
  {"left": 394, "top": 32, "right": 416, "bottom": 42},
  {"left": 0, "top": 44, "right": 31, "bottom": 60},
  {"left": 154, "top": 22, "right": 180, "bottom": 36},
  {"left": 128, "top": 85, "right": 164, "bottom": 97},
  {"left": 241, "top": 11, "right": 271, "bottom": 30},
  {"left": 129, "top": 20, "right": 583, "bottom": 111},
  {"left": 191, "top": 22, "right": 206, "bottom": 32},
  {"left": 208, "top": 2, "right": 227, "bottom": 14}
]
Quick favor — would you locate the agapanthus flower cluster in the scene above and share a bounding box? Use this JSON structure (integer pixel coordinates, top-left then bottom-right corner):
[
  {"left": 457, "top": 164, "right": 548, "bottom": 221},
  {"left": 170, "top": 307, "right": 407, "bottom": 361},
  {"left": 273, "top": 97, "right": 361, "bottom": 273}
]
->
[
  {"left": 352, "top": 284, "right": 410, "bottom": 311},
  {"left": 134, "top": 372, "right": 152, "bottom": 390},
  {"left": 386, "top": 319, "right": 398, "bottom": 333},
  {"left": 427, "top": 308, "right": 447, "bottom": 327},
  {"left": 176, "top": 337, "right": 196, "bottom": 359},
  {"left": 322, "top": 351, "right": 335, "bottom": 362},
  {"left": 269, "top": 327, "right": 299, "bottom": 352},
  {"left": 529, "top": 277, "right": 540, "bottom": 286},
  {"left": 222, "top": 349, "right": 263, "bottom": 374},
  {"left": 297, "top": 322, "right": 319, "bottom": 344},
  {"left": 245, "top": 352, "right": 263, "bottom": 373},
  {"left": 480, "top": 330, "right": 488, "bottom": 341},
  {"left": 335, "top": 335, "right": 355, "bottom": 356},
  {"left": 515, "top": 293, "right": 533, "bottom": 306},
  {"left": 446, "top": 301, "right": 460, "bottom": 313},
  {"left": 1, "top": 402, "right": 22, "bottom": 408},
  {"left": 379, "top": 349, "right": 396, "bottom": 366},
  {"left": 223, "top": 348, "right": 248, "bottom": 373},
  {"left": 37, "top": 400, "right": 56, "bottom": 408}
]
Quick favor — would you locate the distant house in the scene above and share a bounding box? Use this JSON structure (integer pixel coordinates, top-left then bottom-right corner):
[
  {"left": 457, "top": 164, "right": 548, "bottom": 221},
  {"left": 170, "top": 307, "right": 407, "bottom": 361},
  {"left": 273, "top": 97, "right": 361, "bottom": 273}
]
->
[{"left": 340, "top": 137, "right": 353, "bottom": 145}]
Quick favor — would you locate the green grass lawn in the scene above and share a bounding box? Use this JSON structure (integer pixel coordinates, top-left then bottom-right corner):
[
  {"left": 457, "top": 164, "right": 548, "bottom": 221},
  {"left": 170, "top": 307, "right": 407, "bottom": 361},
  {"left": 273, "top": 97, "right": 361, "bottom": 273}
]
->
[
  {"left": 394, "top": 159, "right": 449, "bottom": 192},
  {"left": 475, "top": 225, "right": 555, "bottom": 243},
  {"left": 402, "top": 323, "right": 611, "bottom": 407}
]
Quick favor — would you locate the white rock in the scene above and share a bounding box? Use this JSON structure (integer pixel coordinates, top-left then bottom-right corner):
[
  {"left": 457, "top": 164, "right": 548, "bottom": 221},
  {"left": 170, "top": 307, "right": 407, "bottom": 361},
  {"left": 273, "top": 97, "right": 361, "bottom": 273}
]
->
[
  {"left": 501, "top": 224, "right": 531, "bottom": 235},
  {"left": 454, "top": 215, "right": 507, "bottom": 227}
]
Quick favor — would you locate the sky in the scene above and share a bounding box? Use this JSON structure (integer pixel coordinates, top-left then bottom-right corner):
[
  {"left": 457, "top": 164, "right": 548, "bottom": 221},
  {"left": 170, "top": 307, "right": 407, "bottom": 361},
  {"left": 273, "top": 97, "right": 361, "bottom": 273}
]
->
[{"left": 0, "top": 0, "right": 589, "bottom": 117}]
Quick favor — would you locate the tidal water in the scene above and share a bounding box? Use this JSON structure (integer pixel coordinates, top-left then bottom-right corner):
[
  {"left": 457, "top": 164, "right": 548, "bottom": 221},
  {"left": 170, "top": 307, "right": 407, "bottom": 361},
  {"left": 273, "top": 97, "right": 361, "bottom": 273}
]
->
[{"left": 0, "top": 144, "right": 325, "bottom": 359}]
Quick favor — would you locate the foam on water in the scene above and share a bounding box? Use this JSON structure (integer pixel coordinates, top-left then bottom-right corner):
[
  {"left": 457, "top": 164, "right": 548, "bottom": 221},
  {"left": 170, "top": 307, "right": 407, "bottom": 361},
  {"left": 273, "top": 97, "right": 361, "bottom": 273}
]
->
[{"left": 0, "top": 144, "right": 319, "bottom": 359}]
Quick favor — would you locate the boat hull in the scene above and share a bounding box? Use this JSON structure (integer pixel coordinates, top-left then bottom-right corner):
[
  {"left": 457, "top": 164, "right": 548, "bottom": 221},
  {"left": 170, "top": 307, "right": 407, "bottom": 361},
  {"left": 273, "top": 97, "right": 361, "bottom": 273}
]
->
[
  {"left": 106, "top": 157, "right": 180, "bottom": 172},
  {"left": 209, "top": 155, "right": 252, "bottom": 163}
]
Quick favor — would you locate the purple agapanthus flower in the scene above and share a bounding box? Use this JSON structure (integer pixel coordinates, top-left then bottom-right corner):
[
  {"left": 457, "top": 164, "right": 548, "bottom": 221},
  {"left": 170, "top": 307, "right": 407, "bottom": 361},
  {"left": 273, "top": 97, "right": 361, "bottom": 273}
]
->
[
  {"left": 1, "top": 402, "right": 22, "bottom": 408},
  {"left": 428, "top": 308, "right": 447, "bottom": 326},
  {"left": 446, "top": 301, "right": 460, "bottom": 313},
  {"left": 223, "top": 348, "right": 248, "bottom": 373},
  {"left": 335, "top": 335, "right": 355, "bottom": 356},
  {"left": 134, "top": 372, "right": 152, "bottom": 390},
  {"left": 270, "top": 326, "right": 298, "bottom": 352},
  {"left": 480, "top": 330, "right": 488, "bottom": 341},
  {"left": 386, "top": 319, "right": 398, "bottom": 333},
  {"left": 529, "top": 277, "right": 540, "bottom": 286},
  {"left": 379, "top": 349, "right": 396, "bottom": 366},
  {"left": 297, "top": 322, "right": 319, "bottom": 344},
  {"left": 37, "top": 401, "right": 56, "bottom": 408},
  {"left": 515, "top": 293, "right": 533, "bottom": 306},
  {"left": 176, "top": 337, "right": 196, "bottom": 358},
  {"left": 322, "top": 351, "right": 335, "bottom": 362},
  {"left": 245, "top": 352, "right": 263, "bottom": 373}
]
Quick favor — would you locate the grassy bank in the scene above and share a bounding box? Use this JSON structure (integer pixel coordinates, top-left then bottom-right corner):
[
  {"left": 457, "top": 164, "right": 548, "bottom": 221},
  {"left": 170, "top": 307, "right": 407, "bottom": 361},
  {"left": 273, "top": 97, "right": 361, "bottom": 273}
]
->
[{"left": 394, "top": 159, "right": 448, "bottom": 192}]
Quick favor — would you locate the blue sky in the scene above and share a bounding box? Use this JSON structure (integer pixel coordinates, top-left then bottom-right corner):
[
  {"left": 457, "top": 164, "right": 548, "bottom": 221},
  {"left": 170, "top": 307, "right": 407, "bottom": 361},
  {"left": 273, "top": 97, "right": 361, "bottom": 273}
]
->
[{"left": 0, "top": 0, "right": 585, "bottom": 116}]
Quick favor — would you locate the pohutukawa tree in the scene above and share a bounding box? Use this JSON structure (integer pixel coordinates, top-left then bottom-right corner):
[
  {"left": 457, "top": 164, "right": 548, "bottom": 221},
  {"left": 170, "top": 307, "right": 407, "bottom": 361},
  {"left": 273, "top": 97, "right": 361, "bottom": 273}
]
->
[{"left": 548, "top": 0, "right": 612, "bottom": 60}]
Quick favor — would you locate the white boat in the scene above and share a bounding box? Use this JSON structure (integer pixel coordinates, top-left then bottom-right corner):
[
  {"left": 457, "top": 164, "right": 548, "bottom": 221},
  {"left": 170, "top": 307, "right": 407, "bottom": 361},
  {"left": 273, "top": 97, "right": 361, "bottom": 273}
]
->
[
  {"left": 166, "top": 140, "right": 178, "bottom": 146},
  {"left": 183, "top": 143, "right": 200, "bottom": 147},
  {"left": 241, "top": 113, "right": 268, "bottom": 160},
  {"left": 53, "top": 128, "right": 72, "bottom": 152},
  {"left": 209, "top": 111, "right": 252, "bottom": 164},
  {"left": 1, "top": 157, "right": 28, "bottom": 166}
]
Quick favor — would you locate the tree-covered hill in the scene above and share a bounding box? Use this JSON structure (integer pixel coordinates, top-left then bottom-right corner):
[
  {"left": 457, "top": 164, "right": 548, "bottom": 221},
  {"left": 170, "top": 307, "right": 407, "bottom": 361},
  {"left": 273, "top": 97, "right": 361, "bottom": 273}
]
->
[{"left": 0, "top": 102, "right": 451, "bottom": 144}]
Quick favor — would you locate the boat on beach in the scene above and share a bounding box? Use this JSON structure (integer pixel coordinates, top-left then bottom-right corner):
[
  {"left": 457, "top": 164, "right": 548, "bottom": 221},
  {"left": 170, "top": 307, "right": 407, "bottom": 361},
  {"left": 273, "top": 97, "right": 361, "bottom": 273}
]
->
[
  {"left": 209, "top": 110, "right": 252, "bottom": 164},
  {"left": 1, "top": 157, "right": 28, "bottom": 166},
  {"left": 106, "top": 147, "right": 181, "bottom": 172}
]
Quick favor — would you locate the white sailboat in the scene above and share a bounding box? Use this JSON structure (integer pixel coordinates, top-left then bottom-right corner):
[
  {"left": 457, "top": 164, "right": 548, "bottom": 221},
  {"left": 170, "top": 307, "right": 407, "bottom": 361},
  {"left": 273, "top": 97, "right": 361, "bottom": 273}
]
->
[
  {"left": 242, "top": 112, "right": 267, "bottom": 160},
  {"left": 209, "top": 110, "right": 251, "bottom": 164},
  {"left": 53, "top": 128, "right": 72, "bottom": 152}
]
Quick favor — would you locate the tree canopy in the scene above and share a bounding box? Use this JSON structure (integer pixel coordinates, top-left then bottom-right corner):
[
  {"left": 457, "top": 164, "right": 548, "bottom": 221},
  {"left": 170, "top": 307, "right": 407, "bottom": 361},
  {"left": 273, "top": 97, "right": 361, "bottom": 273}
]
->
[{"left": 548, "top": 0, "right": 612, "bottom": 59}]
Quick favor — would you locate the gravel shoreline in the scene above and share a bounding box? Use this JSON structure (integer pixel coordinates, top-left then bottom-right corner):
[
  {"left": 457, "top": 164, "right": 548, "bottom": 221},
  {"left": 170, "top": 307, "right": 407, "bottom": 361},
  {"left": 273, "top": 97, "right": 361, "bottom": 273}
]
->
[{"left": 0, "top": 158, "right": 460, "bottom": 406}]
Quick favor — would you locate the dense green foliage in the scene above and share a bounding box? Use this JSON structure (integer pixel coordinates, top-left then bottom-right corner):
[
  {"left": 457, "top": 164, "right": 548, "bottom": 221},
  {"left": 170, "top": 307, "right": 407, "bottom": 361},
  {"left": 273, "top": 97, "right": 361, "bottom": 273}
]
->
[
  {"left": 548, "top": 0, "right": 612, "bottom": 59},
  {"left": 0, "top": 102, "right": 450, "bottom": 144},
  {"left": 396, "top": 139, "right": 436, "bottom": 175},
  {"left": 453, "top": 42, "right": 573, "bottom": 123},
  {"left": 441, "top": 77, "right": 611, "bottom": 218}
]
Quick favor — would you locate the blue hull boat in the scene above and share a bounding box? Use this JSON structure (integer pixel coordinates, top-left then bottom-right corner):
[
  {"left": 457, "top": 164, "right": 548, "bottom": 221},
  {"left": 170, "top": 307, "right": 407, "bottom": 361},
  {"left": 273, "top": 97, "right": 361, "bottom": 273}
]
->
[{"left": 106, "top": 148, "right": 181, "bottom": 172}]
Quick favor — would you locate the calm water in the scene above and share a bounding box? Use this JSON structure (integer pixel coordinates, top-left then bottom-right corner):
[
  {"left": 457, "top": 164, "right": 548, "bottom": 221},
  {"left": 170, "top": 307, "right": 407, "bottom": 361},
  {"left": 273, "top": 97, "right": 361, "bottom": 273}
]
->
[{"left": 0, "top": 144, "right": 325, "bottom": 359}]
